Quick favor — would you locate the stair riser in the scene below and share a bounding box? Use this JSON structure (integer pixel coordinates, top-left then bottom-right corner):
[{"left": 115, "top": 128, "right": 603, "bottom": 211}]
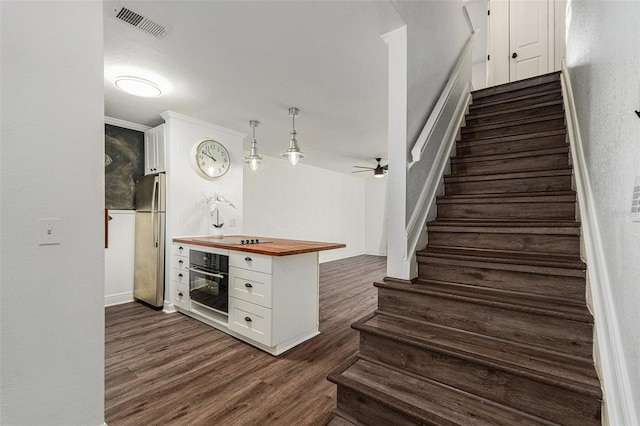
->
[
  {"left": 359, "top": 333, "right": 601, "bottom": 426},
  {"left": 466, "top": 104, "right": 564, "bottom": 128},
  {"left": 456, "top": 134, "right": 567, "bottom": 157},
  {"left": 377, "top": 287, "right": 593, "bottom": 358},
  {"left": 445, "top": 175, "right": 572, "bottom": 195},
  {"left": 451, "top": 152, "right": 569, "bottom": 175},
  {"left": 469, "top": 91, "right": 562, "bottom": 115},
  {"left": 437, "top": 201, "right": 575, "bottom": 220},
  {"left": 418, "top": 261, "right": 587, "bottom": 300},
  {"left": 462, "top": 118, "right": 565, "bottom": 141},
  {"left": 473, "top": 80, "right": 560, "bottom": 105},
  {"left": 337, "top": 387, "right": 422, "bottom": 426},
  {"left": 428, "top": 231, "right": 580, "bottom": 255}
]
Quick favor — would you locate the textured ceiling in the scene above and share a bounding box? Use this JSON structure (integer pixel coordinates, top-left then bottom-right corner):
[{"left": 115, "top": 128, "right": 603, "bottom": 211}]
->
[{"left": 104, "top": 1, "right": 406, "bottom": 175}]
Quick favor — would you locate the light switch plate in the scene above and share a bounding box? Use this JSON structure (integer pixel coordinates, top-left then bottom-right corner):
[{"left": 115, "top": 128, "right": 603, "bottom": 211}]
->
[{"left": 39, "top": 218, "right": 61, "bottom": 245}]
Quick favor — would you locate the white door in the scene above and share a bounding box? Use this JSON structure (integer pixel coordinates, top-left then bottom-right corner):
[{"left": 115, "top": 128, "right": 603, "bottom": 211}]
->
[{"left": 508, "top": 0, "right": 549, "bottom": 81}]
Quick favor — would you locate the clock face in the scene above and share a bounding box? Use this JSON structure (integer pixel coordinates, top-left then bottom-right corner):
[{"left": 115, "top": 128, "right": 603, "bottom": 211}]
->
[{"left": 195, "top": 139, "right": 230, "bottom": 178}]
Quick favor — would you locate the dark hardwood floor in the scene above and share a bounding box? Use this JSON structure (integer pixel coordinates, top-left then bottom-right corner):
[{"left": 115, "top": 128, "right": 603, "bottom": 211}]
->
[{"left": 105, "top": 255, "right": 385, "bottom": 425}]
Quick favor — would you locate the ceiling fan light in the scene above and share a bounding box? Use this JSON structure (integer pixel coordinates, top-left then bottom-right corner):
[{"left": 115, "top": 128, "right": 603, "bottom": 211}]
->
[
  {"left": 374, "top": 168, "right": 385, "bottom": 178},
  {"left": 114, "top": 75, "right": 162, "bottom": 97}
]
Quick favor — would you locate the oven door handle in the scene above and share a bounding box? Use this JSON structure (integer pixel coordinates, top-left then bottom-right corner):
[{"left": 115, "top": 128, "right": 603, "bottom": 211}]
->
[{"left": 188, "top": 267, "right": 225, "bottom": 279}]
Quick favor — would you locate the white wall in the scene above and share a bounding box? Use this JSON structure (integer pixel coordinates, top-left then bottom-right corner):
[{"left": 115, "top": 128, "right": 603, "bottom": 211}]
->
[
  {"left": 0, "top": 2, "right": 105, "bottom": 425},
  {"left": 365, "top": 178, "right": 388, "bottom": 256},
  {"left": 243, "top": 156, "right": 366, "bottom": 263},
  {"left": 385, "top": 1, "right": 471, "bottom": 279},
  {"left": 162, "top": 112, "right": 245, "bottom": 309},
  {"left": 393, "top": 0, "right": 470, "bottom": 149},
  {"left": 565, "top": 0, "right": 640, "bottom": 422}
]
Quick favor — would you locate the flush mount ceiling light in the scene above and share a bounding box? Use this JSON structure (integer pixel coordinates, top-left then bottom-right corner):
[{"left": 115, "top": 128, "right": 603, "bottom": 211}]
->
[
  {"left": 245, "top": 120, "right": 263, "bottom": 171},
  {"left": 281, "top": 107, "right": 304, "bottom": 166},
  {"left": 114, "top": 76, "right": 162, "bottom": 97}
]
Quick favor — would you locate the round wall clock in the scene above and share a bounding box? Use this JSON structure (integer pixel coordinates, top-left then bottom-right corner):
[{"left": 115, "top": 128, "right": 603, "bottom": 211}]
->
[{"left": 194, "top": 139, "right": 230, "bottom": 179}]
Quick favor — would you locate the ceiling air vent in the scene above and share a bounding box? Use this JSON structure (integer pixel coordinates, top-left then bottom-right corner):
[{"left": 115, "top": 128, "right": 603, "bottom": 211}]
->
[{"left": 114, "top": 5, "right": 167, "bottom": 38}]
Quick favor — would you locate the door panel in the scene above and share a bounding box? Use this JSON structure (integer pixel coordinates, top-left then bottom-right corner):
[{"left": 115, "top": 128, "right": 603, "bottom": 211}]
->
[{"left": 509, "top": 0, "right": 549, "bottom": 81}]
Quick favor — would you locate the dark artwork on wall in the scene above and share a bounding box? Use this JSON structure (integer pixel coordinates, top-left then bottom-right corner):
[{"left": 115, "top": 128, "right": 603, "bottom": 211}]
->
[{"left": 105, "top": 124, "right": 144, "bottom": 210}]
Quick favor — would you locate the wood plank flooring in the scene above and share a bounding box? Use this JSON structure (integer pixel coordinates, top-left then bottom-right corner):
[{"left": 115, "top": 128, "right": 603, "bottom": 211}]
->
[{"left": 105, "top": 255, "right": 385, "bottom": 426}]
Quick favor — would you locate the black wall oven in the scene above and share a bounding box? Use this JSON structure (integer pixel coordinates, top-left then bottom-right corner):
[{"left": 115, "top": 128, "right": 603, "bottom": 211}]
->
[{"left": 188, "top": 250, "right": 229, "bottom": 314}]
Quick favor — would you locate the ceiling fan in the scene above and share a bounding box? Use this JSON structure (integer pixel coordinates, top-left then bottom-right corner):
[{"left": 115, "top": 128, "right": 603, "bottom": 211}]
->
[{"left": 352, "top": 157, "right": 388, "bottom": 178}]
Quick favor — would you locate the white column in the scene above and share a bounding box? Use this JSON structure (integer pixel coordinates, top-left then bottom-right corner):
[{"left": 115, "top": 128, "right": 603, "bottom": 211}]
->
[{"left": 382, "top": 25, "right": 409, "bottom": 279}]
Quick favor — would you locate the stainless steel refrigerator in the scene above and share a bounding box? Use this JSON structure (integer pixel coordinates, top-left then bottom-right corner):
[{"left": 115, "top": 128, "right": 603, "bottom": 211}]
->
[{"left": 134, "top": 173, "right": 166, "bottom": 307}]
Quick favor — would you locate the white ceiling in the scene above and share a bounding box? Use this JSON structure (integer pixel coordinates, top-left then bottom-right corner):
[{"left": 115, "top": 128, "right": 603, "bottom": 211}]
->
[{"left": 104, "top": 1, "right": 406, "bottom": 175}]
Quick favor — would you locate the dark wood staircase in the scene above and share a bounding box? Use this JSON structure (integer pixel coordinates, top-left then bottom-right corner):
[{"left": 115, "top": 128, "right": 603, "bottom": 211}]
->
[{"left": 327, "top": 72, "right": 602, "bottom": 425}]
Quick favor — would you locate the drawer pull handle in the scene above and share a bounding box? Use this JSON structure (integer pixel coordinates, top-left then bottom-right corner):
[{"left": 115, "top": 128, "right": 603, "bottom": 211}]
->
[
  {"left": 178, "top": 273, "right": 183, "bottom": 278},
  {"left": 244, "top": 316, "right": 252, "bottom": 322},
  {"left": 245, "top": 256, "right": 252, "bottom": 262},
  {"left": 245, "top": 283, "right": 253, "bottom": 288},
  {"left": 178, "top": 260, "right": 183, "bottom": 264},
  {"left": 178, "top": 246, "right": 183, "bottom": 251},
  {"left": 178, "top": 292, "right": 183, "bottom": 297}
]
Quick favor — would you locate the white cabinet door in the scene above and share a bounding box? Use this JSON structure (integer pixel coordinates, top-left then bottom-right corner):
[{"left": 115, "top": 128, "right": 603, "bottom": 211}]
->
[
  {"left": 509, "top": 0, "right": 549, "bottom": 82},
  {"left": 154, "top": 124, "right": 165, "bottom": 173},
  {"left": 104, "top": 211, "right": 135, "bottom": 306},
  {"left": 144, "top": 124, "right": 165, "bottom": 175}
]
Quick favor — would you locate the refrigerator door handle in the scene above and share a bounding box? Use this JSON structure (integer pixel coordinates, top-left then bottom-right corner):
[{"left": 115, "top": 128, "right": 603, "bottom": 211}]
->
[{"left": 151, "top": 178, "right": 159, "bottom": 247}]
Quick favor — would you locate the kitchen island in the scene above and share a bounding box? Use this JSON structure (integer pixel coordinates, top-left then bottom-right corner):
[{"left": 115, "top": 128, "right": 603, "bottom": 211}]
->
[{"left": 171, "top": 235, "right": 345, "bottom": 355}]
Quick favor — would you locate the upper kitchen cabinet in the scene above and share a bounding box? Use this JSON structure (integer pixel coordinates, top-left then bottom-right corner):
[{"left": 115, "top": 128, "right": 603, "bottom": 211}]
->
[{"left": 144, "top": 124, "right": 166, "bottom": 175}]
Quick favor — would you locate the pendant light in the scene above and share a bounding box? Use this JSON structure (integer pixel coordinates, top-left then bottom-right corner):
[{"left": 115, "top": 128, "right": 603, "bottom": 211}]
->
[
  {"left": 281, "top": 107, "right": 304, "bottom": 165},
  {"left": 245, "top": 120, "right": 263, "bottom": 171}
]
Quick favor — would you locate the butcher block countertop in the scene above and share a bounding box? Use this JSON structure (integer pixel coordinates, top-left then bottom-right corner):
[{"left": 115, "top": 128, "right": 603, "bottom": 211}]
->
[{"left": 172, "top": 235, "right": 345, "bottom": 256}]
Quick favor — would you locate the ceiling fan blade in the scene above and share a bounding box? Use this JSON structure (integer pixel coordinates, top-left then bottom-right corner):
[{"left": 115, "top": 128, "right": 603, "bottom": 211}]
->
[
  {"left": 383, "top": 165, "right": 389, "bottom": 170},
  {"left": 351, "top": 170, "right": 372, "bottom": 173},
  {"left": 352, "top": 166, "right": 375, "bottom": 170}
]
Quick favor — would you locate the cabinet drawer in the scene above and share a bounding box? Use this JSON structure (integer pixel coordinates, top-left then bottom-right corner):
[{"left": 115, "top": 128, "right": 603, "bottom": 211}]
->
[
  {"left": 229, "top": 251, "right": 272, "bottom": 274},
  {"left": 175, "top": 283, "right": 190, "bottom": 310},
  {"left": 173, "top": 244, "right": 189, "bottom": 257},
  {"left": 175, "top": 255, "right": 189, "bottom": 272},
  {"left": 229, "top": 267, "right": 272, "bottom": 308},
  {"left": 228, "top": 298, "right": 272, "bottom": 346},
  {"left": 172, "top": 268, "right": 188, "bottom": 285}
]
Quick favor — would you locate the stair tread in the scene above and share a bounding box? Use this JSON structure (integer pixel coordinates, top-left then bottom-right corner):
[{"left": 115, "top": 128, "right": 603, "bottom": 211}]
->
[
  {"left": 427, "top": 219, "right": 581, "bottom": 235},
  {"left": 417, "top": 246, "right": 585, "bottom": 270},
  {"left": 451, "top": 146, "right": 569, "bottom": 164},
  {"left": 472, "top": 72, "right": 560, "bottom": 100},
  {"left": 445, "top": 167, "right": 572, "bottom": 182},
  {"left": 462, "top": 112, "right": 565, "bottom": 134},
  {"left": 413, "top": 278, "right": 590, "bottom": 315},
  {"left": 374, "top": 279, "right": 592, "bottom": 323},
  {"left": 469, "top": 88, "right": 562, "bottom": 111},
  {"left": 356, "top": 312, "right": 601, "bottom": 395},
  {"left": 414, "top": 278, "right": 586, "bottom": 306},
  {"left": 326, "top": 414, "right": 357, "bottom": 426},
  {"left": 437, "top": 191, "right": 576, "bottom": 203},
  {"left": 466, "top": 99, "right": 564, "bottom": 121},
  {"left": 456, "top": 128, "right": 566, "bottom": 147},
  {"left": 329, "top": 356, "right": 553, "bottom": 426}
]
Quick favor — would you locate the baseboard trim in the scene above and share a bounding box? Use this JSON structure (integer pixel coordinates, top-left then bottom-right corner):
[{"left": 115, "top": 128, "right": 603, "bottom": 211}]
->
[
  {"left": 104, "top": 292, "right": 133, "bottom": 307},
  {"left": 561, "top": 63, "right": 638, "bottom": 425}
]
